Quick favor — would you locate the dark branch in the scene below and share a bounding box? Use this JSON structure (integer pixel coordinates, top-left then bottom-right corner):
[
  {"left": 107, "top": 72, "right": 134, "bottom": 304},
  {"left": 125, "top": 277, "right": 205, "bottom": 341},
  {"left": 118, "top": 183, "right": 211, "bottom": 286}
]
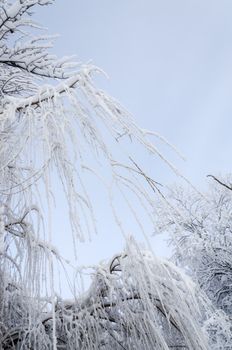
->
[{"left": 207, "top": 175, "right": 232, "bottom": 191}]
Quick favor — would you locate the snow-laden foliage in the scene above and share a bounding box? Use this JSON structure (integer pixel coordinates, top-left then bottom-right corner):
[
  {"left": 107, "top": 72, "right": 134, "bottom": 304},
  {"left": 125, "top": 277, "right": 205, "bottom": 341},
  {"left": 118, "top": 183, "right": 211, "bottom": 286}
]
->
[
  {"left": 155, "top": 177, "right": 232, "bottom": 314},
  {"left": 0, "top": 0, "right": 183, "bottom": 245},
  {"left": 155, "top": 177, "right": 232, "bottom": 346},
  {"left": 0, "top": 1, "right": 228, "bottom": 349},
  {"left": 1, "top": 238, "right": 211, "bottom": 349}
]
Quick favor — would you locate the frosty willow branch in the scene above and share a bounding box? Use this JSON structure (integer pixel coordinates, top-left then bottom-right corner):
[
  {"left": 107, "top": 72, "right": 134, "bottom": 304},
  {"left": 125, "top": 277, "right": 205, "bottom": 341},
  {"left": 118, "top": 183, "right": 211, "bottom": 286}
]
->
[{"left": 0, "top": 1, "right": 225, "bottom": 349}]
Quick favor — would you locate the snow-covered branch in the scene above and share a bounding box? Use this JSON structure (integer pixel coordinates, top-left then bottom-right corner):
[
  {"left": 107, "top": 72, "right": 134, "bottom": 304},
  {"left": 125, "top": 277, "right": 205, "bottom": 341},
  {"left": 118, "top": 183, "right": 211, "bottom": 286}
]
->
[{"left": 1, "top": 0, "right": 230, "bottom": 348}]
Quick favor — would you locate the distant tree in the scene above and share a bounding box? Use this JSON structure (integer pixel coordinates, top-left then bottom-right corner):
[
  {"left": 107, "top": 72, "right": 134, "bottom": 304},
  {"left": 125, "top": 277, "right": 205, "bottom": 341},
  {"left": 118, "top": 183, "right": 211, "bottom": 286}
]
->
[
  {"left": 155, "top": 175, "right": 232, "bottom": 347},
  {"left": 0, "top": 1, "right": 227, "bottom": 349}
]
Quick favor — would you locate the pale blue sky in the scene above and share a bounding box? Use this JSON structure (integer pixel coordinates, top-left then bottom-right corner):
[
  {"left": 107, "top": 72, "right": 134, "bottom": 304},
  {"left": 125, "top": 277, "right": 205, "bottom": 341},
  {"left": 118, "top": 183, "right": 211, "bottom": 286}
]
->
[{"left": 34, "top": 0, "right": 232, "bottom": 293}]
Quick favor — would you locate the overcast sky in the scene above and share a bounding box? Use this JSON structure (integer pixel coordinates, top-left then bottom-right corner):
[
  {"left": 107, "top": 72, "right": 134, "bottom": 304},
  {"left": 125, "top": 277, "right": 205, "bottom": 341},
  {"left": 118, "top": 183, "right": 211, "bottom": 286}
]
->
[{"left": 34, "top": 0, "right": 232, "bottom": 293}]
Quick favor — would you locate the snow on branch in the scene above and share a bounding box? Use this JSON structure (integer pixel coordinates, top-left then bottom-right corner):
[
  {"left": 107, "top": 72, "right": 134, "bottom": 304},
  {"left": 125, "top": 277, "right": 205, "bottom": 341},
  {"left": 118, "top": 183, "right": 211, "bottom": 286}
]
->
[
  {"left": 0, "top": 238, "right": 212, "bottom": 349},
  {"left": 0, "top": 0, "right": 78, "bottom": 99},
  {"left": 0, "top": 1, "right": 222, "bottom": 349},
  {"left": 0, "top": 61, "right": 185, "bottom": 246}
]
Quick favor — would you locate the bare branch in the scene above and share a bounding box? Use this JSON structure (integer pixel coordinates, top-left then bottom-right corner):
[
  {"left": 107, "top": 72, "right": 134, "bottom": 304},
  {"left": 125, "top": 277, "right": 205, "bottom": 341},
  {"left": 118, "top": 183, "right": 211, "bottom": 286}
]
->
[{"left": 207, "top": 174, "right": 232, "bottom": 191}]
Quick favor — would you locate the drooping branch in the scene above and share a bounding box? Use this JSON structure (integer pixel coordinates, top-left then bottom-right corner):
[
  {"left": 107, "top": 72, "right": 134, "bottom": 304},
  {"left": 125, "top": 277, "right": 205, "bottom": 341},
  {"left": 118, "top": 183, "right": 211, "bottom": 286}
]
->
[
  {"left": 0, "top": 1, "right": 221, "bottom": 349},
  {"left": 6, "top": 73, "right": 80, "bottom": 112},
  {"left": 3, "top": 244, "right": 204, "bottom": 349}
]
